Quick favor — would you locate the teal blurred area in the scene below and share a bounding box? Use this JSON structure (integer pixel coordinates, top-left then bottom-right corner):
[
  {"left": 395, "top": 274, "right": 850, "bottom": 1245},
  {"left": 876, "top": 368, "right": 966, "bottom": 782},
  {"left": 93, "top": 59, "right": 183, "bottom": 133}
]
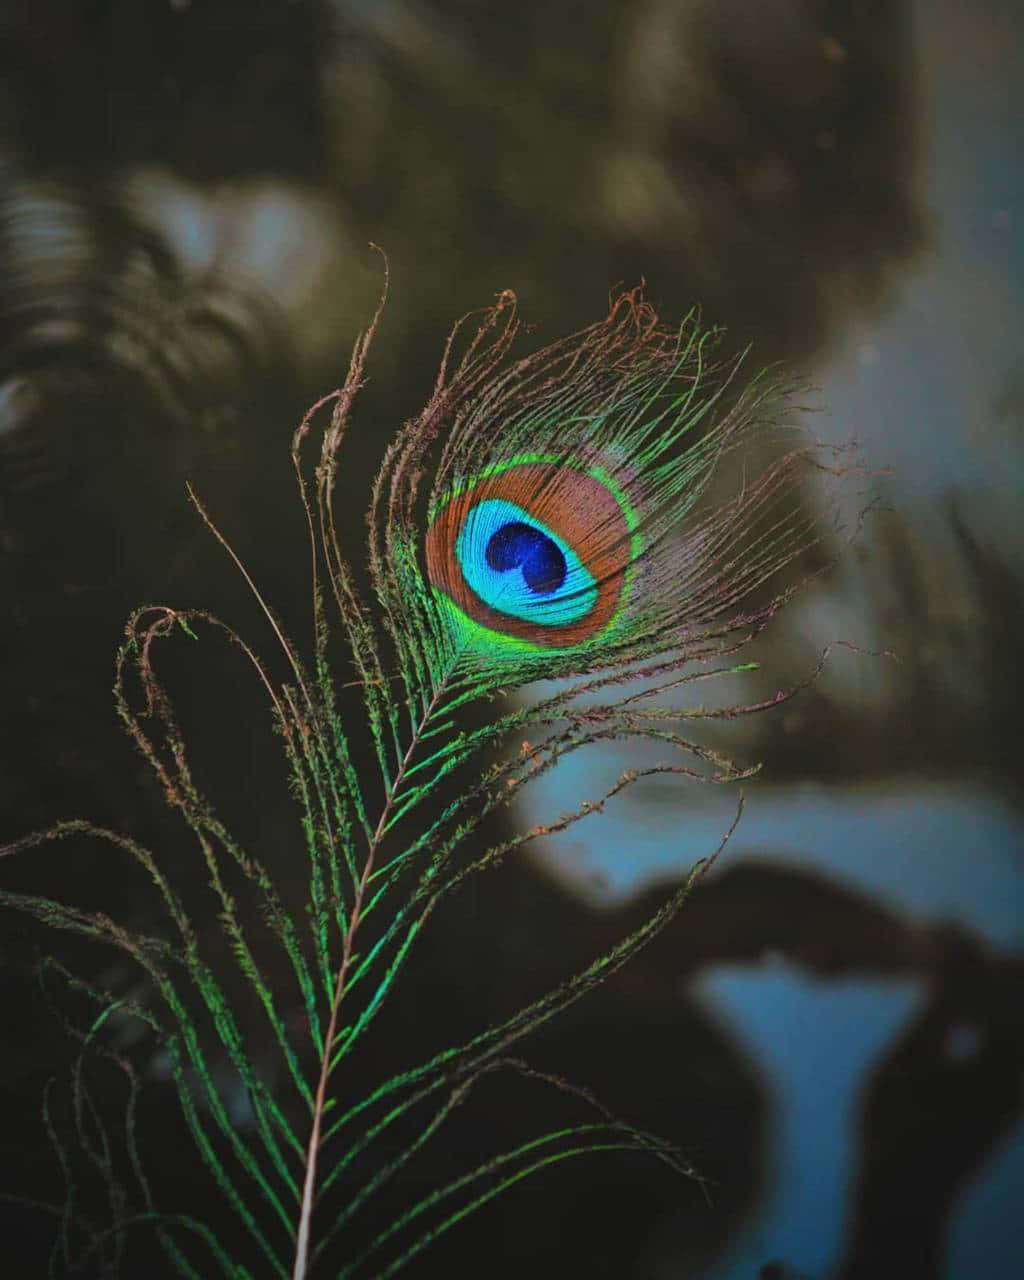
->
[
  {"left": 528, "top": 779, "right": 1024, "bottom": 950},
  {"left": 529, "top": 770, "right": 1024, "bottom": 1276}
]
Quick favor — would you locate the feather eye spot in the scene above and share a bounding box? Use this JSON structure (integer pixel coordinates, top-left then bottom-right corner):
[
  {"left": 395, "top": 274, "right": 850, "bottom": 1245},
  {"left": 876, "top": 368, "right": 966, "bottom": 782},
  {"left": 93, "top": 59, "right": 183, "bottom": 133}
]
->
[{"left": 425, "top": 459, "right": 636, "bottom": 650}]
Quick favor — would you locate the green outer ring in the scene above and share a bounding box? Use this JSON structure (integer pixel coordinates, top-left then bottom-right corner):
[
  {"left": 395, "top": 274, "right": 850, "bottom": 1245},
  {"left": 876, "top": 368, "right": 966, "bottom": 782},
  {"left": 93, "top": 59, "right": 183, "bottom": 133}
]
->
[{"left": 428, "top": 452, "right": 644, "bottom": 652}]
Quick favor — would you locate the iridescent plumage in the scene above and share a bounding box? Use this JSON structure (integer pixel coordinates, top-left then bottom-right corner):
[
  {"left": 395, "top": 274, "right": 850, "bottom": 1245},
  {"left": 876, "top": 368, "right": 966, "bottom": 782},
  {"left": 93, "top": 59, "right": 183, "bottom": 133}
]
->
[
  {"left": 360, "top": 287, "right": 817, "bottom": 699},
  {"left": 426, "top": 456, "right": 634, "bottom": 647}
]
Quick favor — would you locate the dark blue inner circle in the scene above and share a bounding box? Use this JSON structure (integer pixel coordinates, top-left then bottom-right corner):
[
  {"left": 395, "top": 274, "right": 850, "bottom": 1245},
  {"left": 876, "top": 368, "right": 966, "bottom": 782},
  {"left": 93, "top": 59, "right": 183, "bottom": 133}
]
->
[{"left": 485, "top": 521, "right": 566, "bottom": 595}]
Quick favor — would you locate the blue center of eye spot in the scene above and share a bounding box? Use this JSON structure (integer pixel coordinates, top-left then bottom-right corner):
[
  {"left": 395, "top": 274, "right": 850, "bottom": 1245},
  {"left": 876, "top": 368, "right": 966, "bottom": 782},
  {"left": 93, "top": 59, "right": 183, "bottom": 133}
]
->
[
  {"left": 485, "top": 522, "right": 566, "bottom": 595},
  {"left": 455, "top": 498, "right": 599, "bottom": 628}
]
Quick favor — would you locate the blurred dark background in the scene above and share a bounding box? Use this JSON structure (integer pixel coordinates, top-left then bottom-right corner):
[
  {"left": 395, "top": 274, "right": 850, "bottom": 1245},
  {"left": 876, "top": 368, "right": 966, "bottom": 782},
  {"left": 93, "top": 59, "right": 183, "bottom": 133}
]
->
[{"left": 0, "top": 1, "right": 1020, "bottom": 1276}]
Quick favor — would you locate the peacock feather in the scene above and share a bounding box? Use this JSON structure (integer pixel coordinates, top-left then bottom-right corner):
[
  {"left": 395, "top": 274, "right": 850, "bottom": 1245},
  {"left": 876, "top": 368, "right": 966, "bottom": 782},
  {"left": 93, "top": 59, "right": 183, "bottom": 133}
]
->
[{"left": 0, "top": 283, "right": 835, "bottom": 1278}]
